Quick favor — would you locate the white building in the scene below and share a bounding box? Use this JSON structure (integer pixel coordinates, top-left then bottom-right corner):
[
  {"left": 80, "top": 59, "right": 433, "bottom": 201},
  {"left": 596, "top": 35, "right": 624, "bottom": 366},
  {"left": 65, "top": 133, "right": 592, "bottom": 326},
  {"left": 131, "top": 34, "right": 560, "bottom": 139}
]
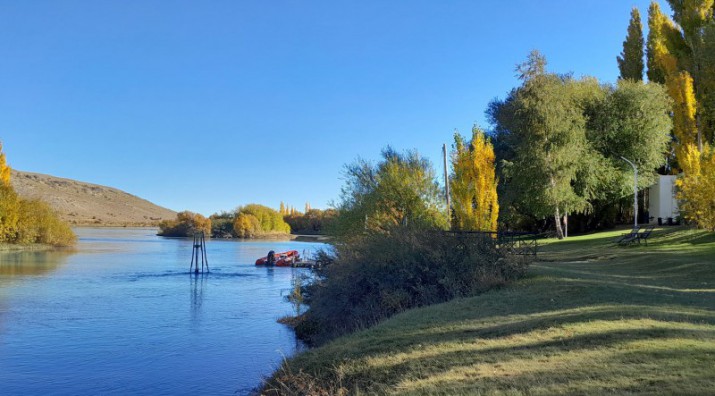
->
[{"left": 648, "top": 175, "right": 679, "bottom": 224}]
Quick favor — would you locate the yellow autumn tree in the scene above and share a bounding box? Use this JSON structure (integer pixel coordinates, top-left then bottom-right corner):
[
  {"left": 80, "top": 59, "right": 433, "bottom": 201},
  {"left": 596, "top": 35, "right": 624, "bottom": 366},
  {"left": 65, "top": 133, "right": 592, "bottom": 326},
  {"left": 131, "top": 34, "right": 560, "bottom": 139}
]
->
[
  {"left": 0, "top": 142, "right": 10, "bottom": 187},
  {"left": 233, "top": 212, "right": 262, "bottom": 238},
  {"left": 450, "top": 126, "right": 499, "bottom": 232},
  {"left": 647, "top": 2, "right": 715, "bottom": 229},
  {"left": 0, "top": 144, "right": 75, "bottom": 246},
  {"left": 648, "top": 2, "right": 699, "bottom": 159},
  {"left": 676, "top": 143, "right": 715, "bottom": 230}
]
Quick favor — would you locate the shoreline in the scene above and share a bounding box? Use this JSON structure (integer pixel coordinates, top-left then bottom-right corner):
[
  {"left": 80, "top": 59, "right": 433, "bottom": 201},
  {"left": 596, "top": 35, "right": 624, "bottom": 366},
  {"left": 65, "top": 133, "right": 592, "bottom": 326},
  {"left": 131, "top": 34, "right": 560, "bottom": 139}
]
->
[{"left": 0, "top": 243, "right": 71, "bottom": 252}]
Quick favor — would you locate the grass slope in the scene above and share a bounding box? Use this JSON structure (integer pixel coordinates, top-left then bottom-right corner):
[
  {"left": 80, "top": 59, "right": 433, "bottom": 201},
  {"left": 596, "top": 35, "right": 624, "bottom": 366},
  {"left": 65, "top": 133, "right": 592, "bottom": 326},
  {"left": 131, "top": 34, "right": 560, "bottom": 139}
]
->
[{"left": 266, "top": 227, "right": 715, "bottom": 395}]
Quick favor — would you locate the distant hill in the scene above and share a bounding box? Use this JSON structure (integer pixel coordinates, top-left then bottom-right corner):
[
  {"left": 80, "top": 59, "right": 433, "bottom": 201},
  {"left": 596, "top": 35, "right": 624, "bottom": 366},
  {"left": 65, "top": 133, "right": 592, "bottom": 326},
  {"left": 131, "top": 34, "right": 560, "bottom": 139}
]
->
[{"left": 10, "top": 170, "right": 176, "bottom": 227}]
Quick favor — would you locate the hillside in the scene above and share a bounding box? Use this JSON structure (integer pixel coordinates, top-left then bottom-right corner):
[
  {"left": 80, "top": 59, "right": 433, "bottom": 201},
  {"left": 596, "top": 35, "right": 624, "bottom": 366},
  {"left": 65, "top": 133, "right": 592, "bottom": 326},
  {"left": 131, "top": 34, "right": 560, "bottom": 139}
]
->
[{"left": 10, "top": 170, "right": 176, "bottom": 227}]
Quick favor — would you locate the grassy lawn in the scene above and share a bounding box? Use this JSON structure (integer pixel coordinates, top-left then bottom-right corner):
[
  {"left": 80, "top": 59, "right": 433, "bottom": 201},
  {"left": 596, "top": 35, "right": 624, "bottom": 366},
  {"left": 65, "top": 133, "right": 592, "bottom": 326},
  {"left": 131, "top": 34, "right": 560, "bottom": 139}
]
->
[{"left": 265, "top": 227, "right": 715, "bottom": 395}]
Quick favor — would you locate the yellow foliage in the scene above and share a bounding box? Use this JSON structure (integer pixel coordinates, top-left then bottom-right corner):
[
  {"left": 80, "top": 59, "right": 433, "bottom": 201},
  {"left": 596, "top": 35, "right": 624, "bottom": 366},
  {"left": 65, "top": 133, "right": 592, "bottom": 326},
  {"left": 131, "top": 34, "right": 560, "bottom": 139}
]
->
[
  {"left": 158, "top": 211, "right": 212, "bottom": 237},
  {"left": 0, "top": 143, "right": 11, "bottom": 188},
  {"left": 665, "top": 71, "right": 699, "bottom": 158},
  {"left": 0, "top": 186, "right": 20, "bottom": 242},
  {"left": 233, "top": 213, "right": 261, "bottom": 238},
  {"left": 0, "top": 145, "right": 75, "bottom": 246},
  {"left": 450, "top": 127, "right": 499, "bottom": 232},
  {"left": 14, "top": 198, "right": 76, "bottom": 246},
  {"left": 676, "top": 143, "right": 715, "bottom": 230}
]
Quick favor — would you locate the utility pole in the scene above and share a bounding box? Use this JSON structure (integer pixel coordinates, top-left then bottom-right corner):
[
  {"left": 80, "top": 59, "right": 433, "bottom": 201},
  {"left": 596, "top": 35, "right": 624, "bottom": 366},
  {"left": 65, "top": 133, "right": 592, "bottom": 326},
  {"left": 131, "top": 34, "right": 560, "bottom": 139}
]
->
[
  {"left": 621, "top": 156, "right": 638, "bottom": 228},
  {"left": 442, "top": 143, "right": 451, "bottom": 222}
]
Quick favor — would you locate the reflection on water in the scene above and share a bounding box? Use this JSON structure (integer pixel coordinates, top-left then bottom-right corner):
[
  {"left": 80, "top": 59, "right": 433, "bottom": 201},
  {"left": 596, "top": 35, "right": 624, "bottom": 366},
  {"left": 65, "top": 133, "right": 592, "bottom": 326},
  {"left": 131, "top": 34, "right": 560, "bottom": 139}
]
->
[
  {"left": 0, "top": 250, "right": 69, "bottom": 276},
  {"left": 0, "top": 228, "right": 326, "bottom": 395},
  {"left": 190, "top": 272, "right": 207, "bottom": 327}
]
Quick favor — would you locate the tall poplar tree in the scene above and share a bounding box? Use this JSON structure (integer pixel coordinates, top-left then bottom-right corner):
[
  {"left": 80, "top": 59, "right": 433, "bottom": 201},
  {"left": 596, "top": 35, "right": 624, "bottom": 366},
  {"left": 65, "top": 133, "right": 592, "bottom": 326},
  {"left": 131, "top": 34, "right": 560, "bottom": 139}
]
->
[
  {"left": 0, "top": 143, "right": 10, "bottom": 187},
  {"left": 450, "top": 126, "right": 499, "bottom": 232},
  {"left": 618, "top": 8, "right": 645, "bottom": 81},
  {"left": 647, "top": 1, "right": 715, "bottom": 152}
]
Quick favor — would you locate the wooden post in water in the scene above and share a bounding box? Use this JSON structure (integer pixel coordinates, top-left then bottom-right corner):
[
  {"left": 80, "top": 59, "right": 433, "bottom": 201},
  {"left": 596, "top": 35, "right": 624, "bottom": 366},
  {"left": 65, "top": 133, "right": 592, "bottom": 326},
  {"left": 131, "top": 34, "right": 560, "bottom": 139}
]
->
[{"left": 189, "top": 231, "right": 209, "bottom": 274}]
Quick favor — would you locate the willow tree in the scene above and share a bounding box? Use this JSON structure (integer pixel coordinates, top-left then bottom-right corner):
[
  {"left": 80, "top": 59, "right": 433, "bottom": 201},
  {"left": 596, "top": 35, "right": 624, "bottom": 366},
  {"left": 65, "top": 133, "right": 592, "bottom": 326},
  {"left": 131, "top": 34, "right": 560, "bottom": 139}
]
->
[
  {"left": 489, "top": 52, "right": 593, "bottom": 239},
  {"left": 450, "top": 126, "right": 498, "bottom": 232},
  {"left": 491, "top": 52, "right": 672, "bottom": 237},
  {"left": 618, "top": 8, "right": 645, "bottom": 81}
]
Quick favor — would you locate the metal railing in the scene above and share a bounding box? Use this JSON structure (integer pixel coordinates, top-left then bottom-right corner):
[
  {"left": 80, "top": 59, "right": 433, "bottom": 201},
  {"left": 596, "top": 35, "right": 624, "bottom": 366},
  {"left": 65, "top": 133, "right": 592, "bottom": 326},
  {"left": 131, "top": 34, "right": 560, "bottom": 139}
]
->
[{"left": 442, "top": 230, "right": 538, "bottom": 257}]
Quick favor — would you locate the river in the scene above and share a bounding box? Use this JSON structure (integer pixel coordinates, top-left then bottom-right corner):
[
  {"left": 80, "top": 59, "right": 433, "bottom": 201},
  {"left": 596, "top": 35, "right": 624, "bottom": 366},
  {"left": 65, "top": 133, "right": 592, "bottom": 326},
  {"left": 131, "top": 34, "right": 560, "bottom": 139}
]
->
[{"left": 0, "top": 227, "right": 325, "bottom": 395}]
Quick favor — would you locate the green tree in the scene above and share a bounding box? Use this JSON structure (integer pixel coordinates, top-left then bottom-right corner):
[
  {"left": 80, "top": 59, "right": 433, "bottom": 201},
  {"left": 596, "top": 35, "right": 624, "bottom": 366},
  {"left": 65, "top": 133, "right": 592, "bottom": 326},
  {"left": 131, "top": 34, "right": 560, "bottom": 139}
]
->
[
  {"left": 587, "top": 80, "right": 674, "bottom": 197},
  {"left": 450, "top": 126, "right": 499, "bottom": 231},
  {"left": 490, "top": 52, "right": 592, "bottom": 239},
  {"left": 618, "top": 8, "right": 645, "bottom": 81},
  {"left": 332, "top": 147, "right": 447, "bottom": 240},
  {"left": 490, "top": 53, "right": 672, "bottom": 237}
]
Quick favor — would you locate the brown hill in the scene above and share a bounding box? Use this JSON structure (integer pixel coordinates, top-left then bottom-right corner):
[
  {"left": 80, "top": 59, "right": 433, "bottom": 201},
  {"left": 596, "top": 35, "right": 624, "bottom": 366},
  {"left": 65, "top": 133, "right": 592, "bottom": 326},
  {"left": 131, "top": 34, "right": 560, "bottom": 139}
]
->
[{"left": 10, "top": 170, "right": 176, "bottom": 226}]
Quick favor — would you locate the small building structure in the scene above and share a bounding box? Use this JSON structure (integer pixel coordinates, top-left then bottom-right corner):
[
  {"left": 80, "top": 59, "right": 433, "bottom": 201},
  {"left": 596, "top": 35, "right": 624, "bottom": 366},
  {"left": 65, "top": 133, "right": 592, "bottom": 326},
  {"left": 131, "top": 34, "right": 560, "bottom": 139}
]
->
[{"left": 648, "top": 175, "right": 679, "bottom": 225}]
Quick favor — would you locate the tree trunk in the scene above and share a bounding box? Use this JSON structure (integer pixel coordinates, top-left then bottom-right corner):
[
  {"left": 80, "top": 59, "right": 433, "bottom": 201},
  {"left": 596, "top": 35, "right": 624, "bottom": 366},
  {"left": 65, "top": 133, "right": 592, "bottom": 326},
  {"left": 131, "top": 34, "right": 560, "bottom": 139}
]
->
[
  {"left": 564, "top": 213, "right": 568, "bottom": 238},
  {"left": 554, "top": 207, "right": 564, "bottom": 240}
]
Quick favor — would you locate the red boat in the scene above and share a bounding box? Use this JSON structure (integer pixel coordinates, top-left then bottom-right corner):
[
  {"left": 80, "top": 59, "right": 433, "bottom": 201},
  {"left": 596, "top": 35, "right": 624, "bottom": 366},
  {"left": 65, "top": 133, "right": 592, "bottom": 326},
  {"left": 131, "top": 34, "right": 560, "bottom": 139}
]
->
[{"left": 255, "top": 250, "right": 300, "bottom": 267}]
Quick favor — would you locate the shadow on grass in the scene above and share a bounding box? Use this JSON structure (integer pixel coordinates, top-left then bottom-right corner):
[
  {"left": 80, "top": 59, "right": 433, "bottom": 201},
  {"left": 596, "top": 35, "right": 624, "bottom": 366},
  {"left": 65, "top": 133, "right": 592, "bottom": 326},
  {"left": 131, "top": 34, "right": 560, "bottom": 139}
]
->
[
  {"left": 402, "top": 343, "right": 715, "bottom": 395},
  {"left": 264, "top": 226, "right": 715, "bottom": 395},
  {"left": 312, "top": 320, "right": 714, "bottom": 394}
]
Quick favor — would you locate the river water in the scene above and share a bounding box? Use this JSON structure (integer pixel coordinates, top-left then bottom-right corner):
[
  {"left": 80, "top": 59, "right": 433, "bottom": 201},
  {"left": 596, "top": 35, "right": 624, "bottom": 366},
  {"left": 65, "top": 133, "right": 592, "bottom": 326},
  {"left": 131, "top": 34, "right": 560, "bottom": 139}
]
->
[{"left": 0, "top": 227, "right": 325, "bottom": 395}]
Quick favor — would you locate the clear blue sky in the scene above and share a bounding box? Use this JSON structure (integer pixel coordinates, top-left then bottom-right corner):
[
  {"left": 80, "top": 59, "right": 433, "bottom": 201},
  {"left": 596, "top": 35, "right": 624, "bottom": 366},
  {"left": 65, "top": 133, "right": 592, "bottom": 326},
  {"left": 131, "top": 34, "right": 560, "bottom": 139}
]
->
[{"left": 0, "top": 1, "right": 667, "bottom": 216}]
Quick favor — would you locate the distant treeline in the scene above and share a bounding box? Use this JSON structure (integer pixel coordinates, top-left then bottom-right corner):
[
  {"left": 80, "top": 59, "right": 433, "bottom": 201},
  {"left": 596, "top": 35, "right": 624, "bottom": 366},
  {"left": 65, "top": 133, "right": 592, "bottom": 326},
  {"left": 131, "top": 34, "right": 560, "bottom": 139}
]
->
[
  {"left": 283, "top": 209, "right": 337, "bottom": 235},
  {"left": 158, "top": 204, "right": 336, "bottom": 238}
]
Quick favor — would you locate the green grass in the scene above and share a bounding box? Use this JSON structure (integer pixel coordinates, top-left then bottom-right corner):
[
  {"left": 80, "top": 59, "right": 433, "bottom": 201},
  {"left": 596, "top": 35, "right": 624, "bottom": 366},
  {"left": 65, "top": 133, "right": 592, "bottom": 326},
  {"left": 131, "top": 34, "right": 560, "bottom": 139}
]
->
[{"left": 264, "top": 227, "right": 715, "bottom": 395}]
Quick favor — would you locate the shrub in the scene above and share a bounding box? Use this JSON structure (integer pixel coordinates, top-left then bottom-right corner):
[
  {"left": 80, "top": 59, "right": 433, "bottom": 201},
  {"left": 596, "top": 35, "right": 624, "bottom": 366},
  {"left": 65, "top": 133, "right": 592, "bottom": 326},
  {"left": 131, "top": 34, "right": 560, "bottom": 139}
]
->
[
  {"left": 15, "top": 199, "right": 76, "bottom": 246},
  {"left": 294, "top": 226, "right": 530, "bottom": 345},
  {"left": 0, "top": 185, "right": 75, "bottom": 246},
  {"left": 0, "top": 144, "right": 76, "bottom": 247},
  {"left": 210, "top": 217, "right": 235, "bottom": 238},
  {"left": 331, "top": 147, "right": 447, "bottom": 241},
  {"left": 158, "top": 211, "right": 212, "bottom": 237}
]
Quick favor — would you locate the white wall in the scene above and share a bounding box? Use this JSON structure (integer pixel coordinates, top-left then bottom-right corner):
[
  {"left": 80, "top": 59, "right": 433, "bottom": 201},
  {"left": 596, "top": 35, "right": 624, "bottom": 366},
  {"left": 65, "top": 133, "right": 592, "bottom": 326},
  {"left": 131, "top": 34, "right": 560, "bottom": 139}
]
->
[{"left": 648, "top": 175, "right": 679, "bottom": 223}]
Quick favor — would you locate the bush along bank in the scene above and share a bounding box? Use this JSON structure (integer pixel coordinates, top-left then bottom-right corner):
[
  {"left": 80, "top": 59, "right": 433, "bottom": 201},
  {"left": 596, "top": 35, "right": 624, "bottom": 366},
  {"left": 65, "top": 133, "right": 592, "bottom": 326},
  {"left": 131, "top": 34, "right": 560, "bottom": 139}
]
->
[{"left": 287, "top": 226, "right": 532, "bottom": 346}]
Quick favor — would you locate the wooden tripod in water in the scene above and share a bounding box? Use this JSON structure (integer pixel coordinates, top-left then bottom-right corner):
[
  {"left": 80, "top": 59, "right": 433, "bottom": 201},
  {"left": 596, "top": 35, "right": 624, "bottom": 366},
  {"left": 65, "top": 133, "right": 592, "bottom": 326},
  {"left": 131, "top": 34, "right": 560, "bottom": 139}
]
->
[{"left": 190, "top": 232, "right": 209, "bottom": 274}]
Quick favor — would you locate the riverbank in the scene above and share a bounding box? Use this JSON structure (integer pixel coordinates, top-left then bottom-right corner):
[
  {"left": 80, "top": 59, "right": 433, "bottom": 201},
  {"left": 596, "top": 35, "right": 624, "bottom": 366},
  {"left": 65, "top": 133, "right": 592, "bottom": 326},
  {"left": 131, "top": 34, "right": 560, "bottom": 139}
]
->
[
  {"left": 262, "top": 226, "right": 715, "bottom": 394},
  {"left": 0, "top": 243, "right": 64, "bottom": 252}
]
